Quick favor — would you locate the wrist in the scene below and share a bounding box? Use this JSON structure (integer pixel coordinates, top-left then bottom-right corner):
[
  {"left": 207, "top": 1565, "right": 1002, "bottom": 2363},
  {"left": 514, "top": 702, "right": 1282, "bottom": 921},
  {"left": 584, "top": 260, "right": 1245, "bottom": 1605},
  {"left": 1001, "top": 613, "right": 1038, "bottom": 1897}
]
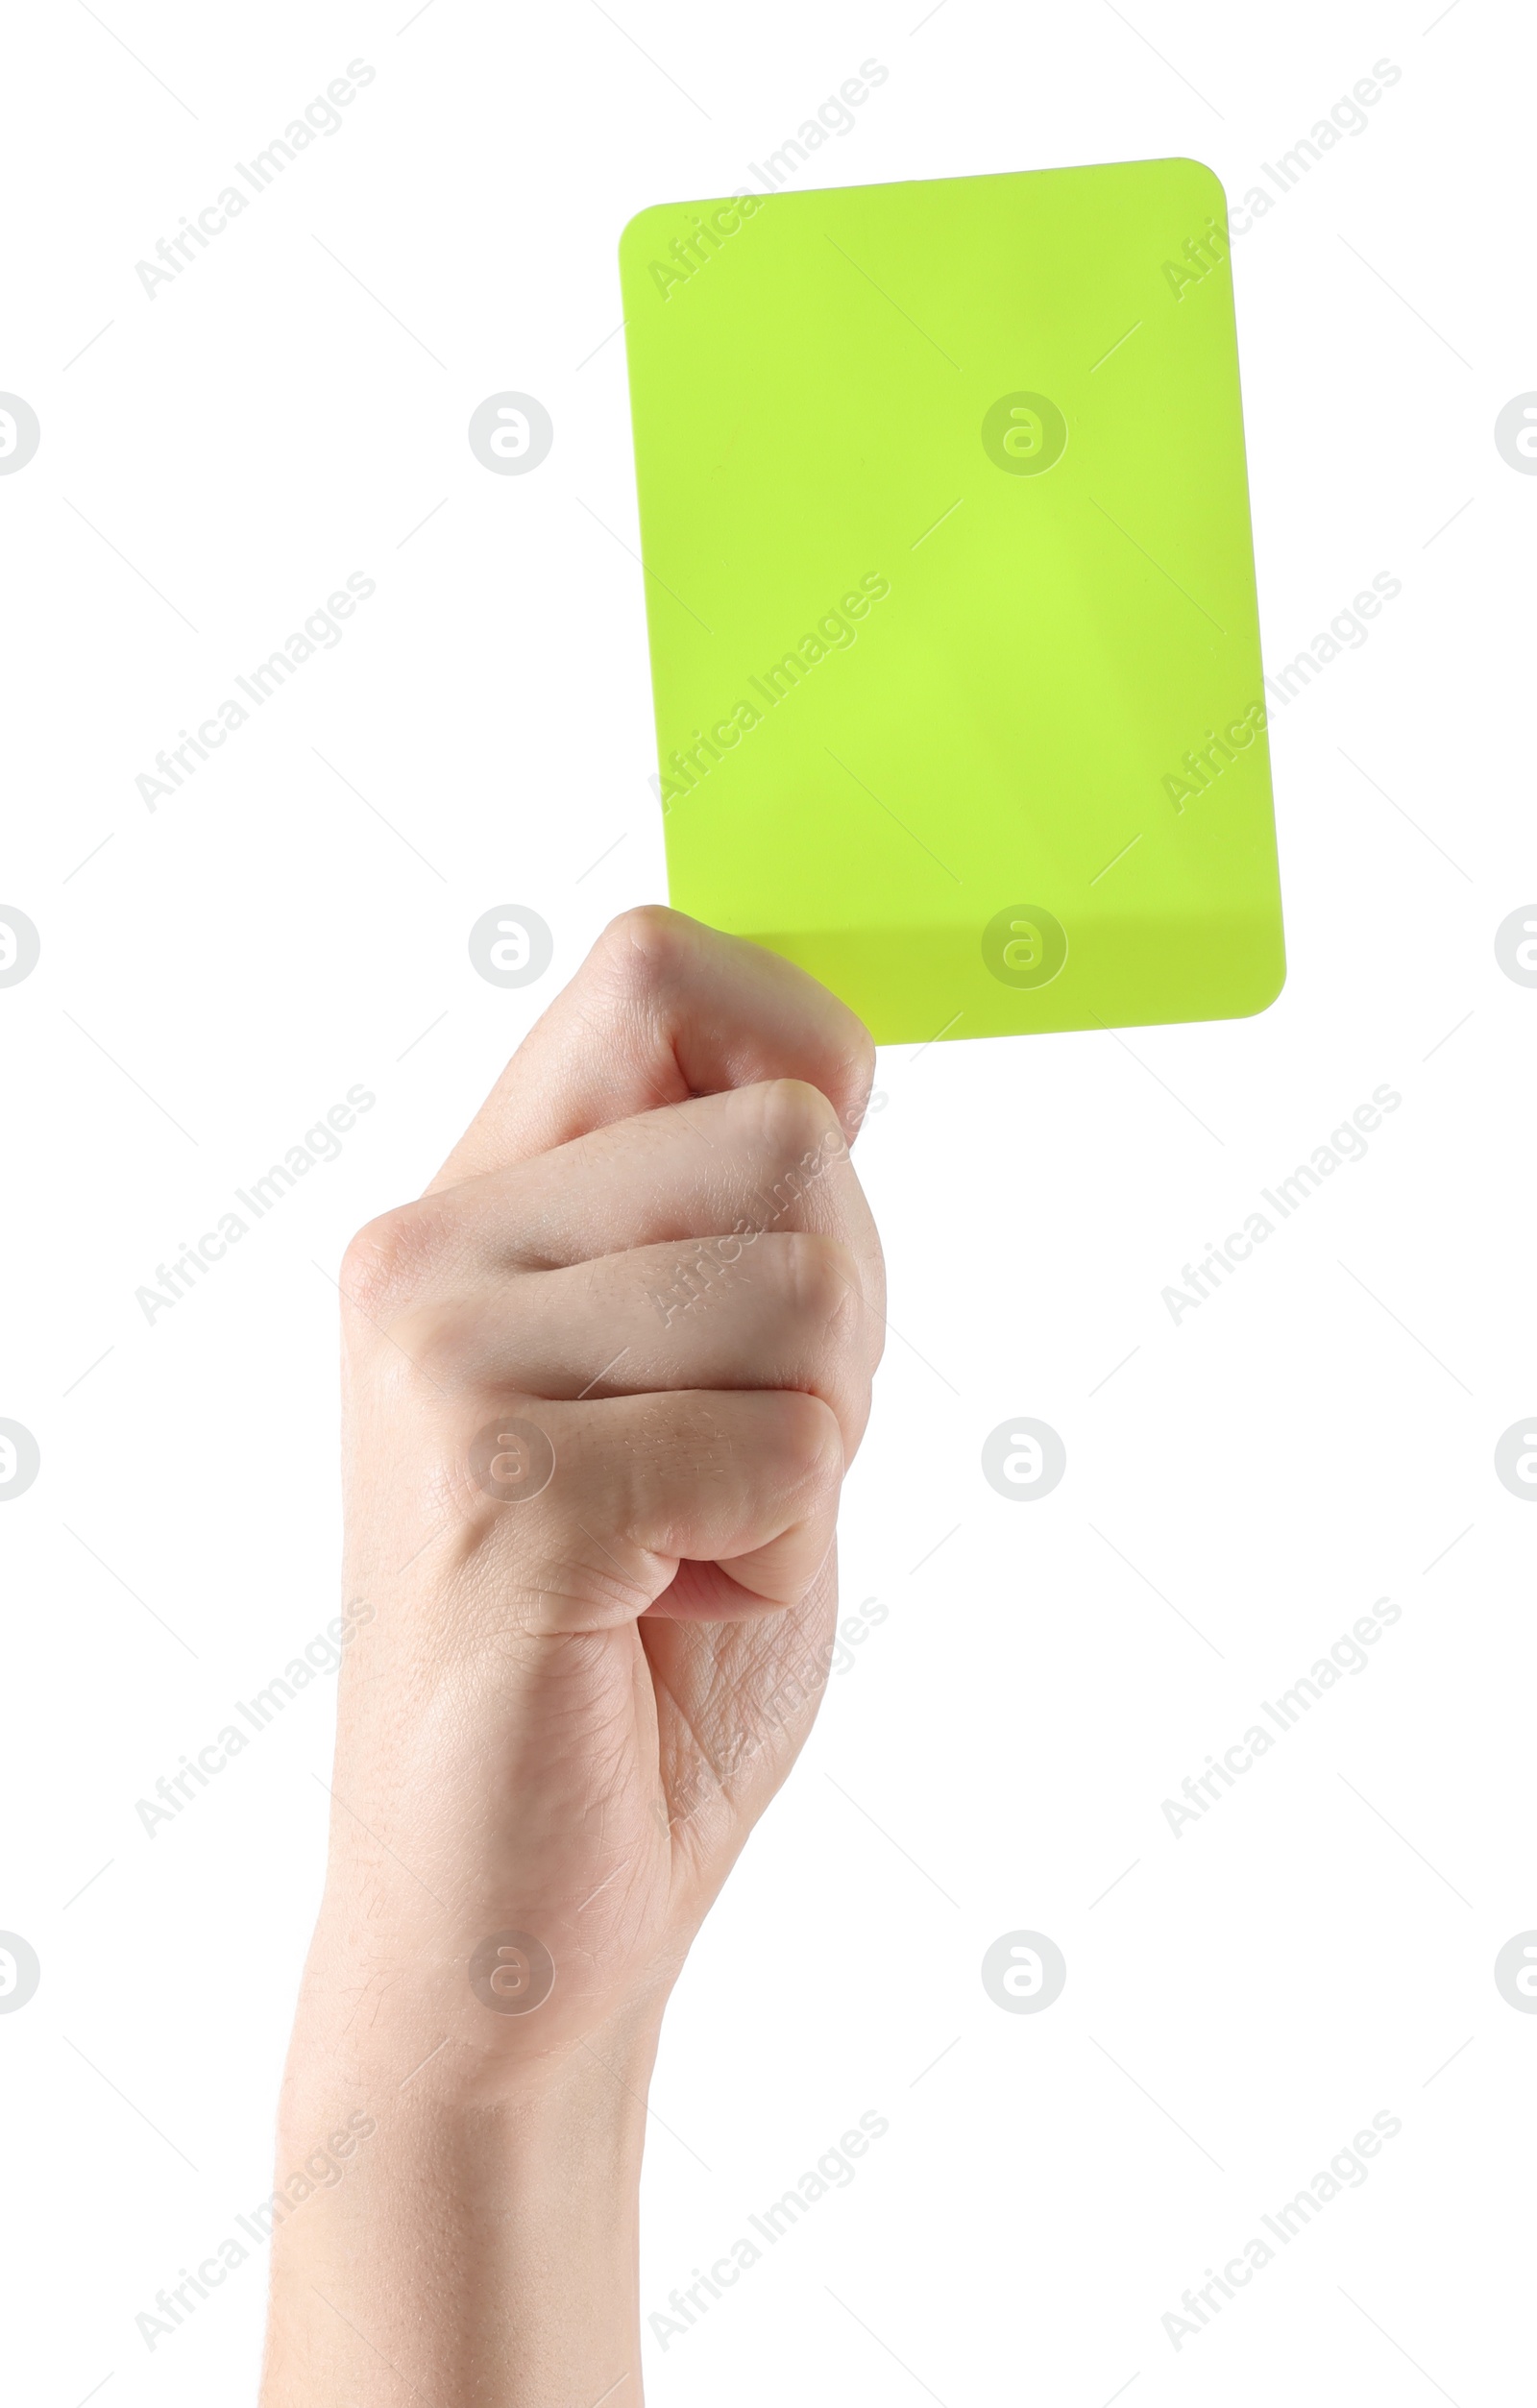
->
[
  {"left": 263, "top": 1921, "right": 660, "bottom": 2406},
  {"left": 281, "top": 1894, "right": 671, "bottom": 2120}
]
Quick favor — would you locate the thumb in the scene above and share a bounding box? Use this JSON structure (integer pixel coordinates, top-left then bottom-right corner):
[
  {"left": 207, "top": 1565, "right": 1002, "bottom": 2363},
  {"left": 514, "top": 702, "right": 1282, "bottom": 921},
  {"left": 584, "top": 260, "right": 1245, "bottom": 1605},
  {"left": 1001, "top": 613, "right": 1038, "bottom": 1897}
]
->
[{"left": 429, "top": 907, "right": 875, "bottom": 1189}]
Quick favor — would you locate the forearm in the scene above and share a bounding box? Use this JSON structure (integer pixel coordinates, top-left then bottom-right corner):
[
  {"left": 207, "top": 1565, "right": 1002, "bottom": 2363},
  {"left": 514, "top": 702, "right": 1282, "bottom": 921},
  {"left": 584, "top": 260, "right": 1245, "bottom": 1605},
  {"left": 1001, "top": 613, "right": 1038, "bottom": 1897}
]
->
[
  {"left": 260, "top": 1917, "right": 658, "bottom": 2406},
  {"left": 257, "top": 911, "right": 881, "bottom": 2401}
]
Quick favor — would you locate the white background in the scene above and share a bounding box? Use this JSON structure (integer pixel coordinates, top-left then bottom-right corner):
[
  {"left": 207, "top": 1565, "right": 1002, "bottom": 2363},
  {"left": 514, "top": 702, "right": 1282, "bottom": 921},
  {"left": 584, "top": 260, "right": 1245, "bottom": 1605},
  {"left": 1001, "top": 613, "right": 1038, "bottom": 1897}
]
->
[{"left": 2, "top": 1, "right": 1532, "bottom": 2401}]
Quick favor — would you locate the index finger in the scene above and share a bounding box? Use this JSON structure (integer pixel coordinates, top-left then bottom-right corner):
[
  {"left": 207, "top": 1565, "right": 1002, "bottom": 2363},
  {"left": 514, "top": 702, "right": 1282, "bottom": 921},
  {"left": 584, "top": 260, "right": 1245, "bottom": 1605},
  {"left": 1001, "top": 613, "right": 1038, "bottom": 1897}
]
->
[{"left": 429, "top": 907, "right": 876, "bottom": 1189}]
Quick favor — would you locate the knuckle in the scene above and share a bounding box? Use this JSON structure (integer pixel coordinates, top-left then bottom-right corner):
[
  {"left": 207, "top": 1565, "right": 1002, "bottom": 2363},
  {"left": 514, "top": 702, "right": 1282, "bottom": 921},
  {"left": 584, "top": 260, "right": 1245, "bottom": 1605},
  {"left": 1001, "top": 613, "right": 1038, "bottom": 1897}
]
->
[
  {"left": 596, "top": 904, "right": 689, "bottom": 1000},
  {"left": 752, "top": 1077, "right": 842, "bottom": 1174},
  {"left": 778, "top": 1230, "right": 860, "bottom": 1333},
  {"left": 338, "top": 1201, "right": 453, "bottom": 1321},
  {"left": 772, "top": 1389, "right": 845, "bottom": 1489},
  {"left": 386, "top": 1299, "right": 483, "bottom": 1392},
  {"left": 838, "top": 1021, "right": 878, "bottom": 1113}
]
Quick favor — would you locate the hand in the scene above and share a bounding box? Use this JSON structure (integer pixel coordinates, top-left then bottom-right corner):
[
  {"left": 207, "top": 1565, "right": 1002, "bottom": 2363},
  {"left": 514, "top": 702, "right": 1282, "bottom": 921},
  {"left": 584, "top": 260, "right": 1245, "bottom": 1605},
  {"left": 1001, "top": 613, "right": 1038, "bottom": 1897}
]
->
[{"left": 261, "top": 908, "right": 884, "bottom": 2405}]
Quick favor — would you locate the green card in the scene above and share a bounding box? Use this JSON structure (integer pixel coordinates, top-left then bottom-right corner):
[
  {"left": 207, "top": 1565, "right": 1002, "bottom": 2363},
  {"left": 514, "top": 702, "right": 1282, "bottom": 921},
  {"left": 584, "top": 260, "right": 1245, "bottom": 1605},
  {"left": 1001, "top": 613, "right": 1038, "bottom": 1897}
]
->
[{"left": 619, "top": 158, "right": 1284, "bottom": 1045}]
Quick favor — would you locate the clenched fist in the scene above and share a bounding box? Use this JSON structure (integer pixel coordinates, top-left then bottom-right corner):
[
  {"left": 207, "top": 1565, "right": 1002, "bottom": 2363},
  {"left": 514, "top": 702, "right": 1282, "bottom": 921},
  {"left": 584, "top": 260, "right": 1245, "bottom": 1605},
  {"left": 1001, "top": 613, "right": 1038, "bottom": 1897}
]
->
[{"left": 262, "top": 908, "right": 885, "bottom": 2405}]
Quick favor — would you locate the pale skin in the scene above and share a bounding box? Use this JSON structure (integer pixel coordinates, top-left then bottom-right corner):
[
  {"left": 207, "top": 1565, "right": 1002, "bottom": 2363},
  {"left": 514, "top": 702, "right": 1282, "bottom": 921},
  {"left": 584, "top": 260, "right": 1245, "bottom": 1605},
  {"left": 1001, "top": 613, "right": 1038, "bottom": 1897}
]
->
[{"left": 260, "top": 908, "right": 885, "bottom": 2404}]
